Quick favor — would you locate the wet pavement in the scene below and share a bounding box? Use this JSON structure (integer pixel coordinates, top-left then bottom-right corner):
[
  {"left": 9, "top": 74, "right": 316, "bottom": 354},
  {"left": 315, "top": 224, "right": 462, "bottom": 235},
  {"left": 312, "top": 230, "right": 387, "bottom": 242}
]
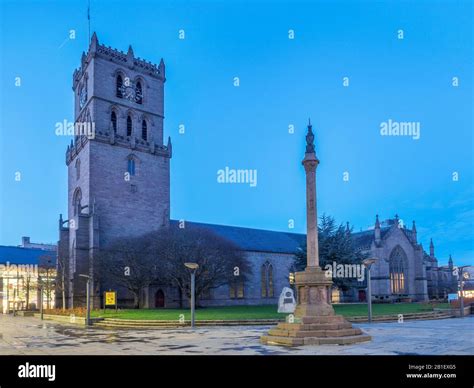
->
[{"left": 0, "top": 314, "right": 472, "bottom": 355}]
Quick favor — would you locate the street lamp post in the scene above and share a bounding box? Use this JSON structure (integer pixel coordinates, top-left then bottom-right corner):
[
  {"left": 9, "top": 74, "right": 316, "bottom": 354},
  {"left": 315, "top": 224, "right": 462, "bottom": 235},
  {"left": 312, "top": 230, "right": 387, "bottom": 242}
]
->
[
  {"left": 79, "top": 274, "right": 91, "bottom": 326},
  {"left": 184, "top": 263, "right": 199, "bottom": 328},
  {"left": 363, "top": 258, "right": 377, "bottom": 323}
]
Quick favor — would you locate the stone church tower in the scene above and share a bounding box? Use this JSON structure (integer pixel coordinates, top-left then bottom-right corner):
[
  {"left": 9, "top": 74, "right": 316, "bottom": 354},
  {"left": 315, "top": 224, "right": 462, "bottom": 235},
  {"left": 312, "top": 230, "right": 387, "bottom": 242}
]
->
[{"left": 58, "top": 33, "right": 172, "bottom": 307}]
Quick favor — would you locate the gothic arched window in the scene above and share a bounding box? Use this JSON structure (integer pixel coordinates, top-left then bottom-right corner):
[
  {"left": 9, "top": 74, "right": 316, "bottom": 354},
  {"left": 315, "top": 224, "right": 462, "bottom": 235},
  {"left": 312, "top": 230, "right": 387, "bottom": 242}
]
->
[
  {"left": 127, "top": 115, "right": 132, "bottom": 137},
  {"left": 75, "top": 158, "right": 80, "bottom": 180},
  {"left": 111, "top": 111, "right": 117, "bottom": 133},
  {"left": 261, "top": 261, "right": 274, "bottom": 298},
  {"left": 136, "top": 81, "right": 143, "bottom": 104},
  {"left": 116, "top": 75, "right": 123, "bottom": 98},
  {"left": 268, "top": 264, "right": 274, "bottom": 297},
  {"left": 141, "top": 120, "right": 147, "bottom": 141},
  {"left": 73, "top": 188, "right": 82, "bottom": 216},
  {"left": 389, "top": 246, "right": 408, "bottom": 294},
  {"left": 127, "top": 158, "right": 136, "bottom": 176}
]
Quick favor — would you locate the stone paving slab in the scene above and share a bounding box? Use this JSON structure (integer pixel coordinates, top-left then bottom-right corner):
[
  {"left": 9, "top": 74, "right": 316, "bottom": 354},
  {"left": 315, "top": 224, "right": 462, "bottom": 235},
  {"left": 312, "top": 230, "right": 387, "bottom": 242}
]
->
[{"left": 0, "top": 314, "right": 472, "bottom": 355}]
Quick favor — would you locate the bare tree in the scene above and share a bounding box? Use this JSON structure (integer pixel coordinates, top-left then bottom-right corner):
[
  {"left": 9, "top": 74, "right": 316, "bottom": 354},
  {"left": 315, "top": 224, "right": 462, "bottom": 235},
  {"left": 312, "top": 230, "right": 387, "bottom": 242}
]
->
[
  {"left": 97, "top": 226, "right": 250, "bottom": 308},
  {"left": 149, "top": 226, "right": 251, "bottom": 306},
  {"left": 97, "top": 234, "right": 161, "bottom": 309}
]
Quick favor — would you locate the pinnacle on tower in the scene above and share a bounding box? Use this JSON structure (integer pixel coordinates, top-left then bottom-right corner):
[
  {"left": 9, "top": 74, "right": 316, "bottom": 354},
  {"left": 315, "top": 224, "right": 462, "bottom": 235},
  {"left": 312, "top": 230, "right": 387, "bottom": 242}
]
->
[
  {"left": 430, "top": 238, "right": 435, "bottom": 258},
  {"left": 167, "top": 136, "right": 172, "bottom": 157},
  {"left": 374, "top": 214, "right": 381, "bottom": 245},
  {"left": 158, "top": 58, "right": 166, "bottom": 77},
  {"left": 127, "top": 45, "right": 134, "bottom": 66},
  {"left": 448, "top": 254, "right": 453, "bottom": 269},
  {"left": 90, "top": 31, "right": 98, "bottom": 52}
]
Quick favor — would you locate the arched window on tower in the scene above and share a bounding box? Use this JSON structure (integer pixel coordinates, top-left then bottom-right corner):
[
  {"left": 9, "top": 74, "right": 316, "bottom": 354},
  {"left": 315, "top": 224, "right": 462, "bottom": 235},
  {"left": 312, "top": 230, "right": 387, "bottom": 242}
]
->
[
  {"left": 116, "top": 75, "right": 123, "bottom": 98},
  {"left": 127, "top": 115, "right": 132, "bottom": 137},
  {"left": 127, "top": 158, "right": 136, "bottom": 176},
  {"left": 389, "top": 246, "right": 408, "bottom": 294},
  {"left": 75, "top": 158, "right": 81, "bottom": 180},
  {"left": 73, "top": 188, "right": 82, "bottom": 216},
  {"left": 261, "top": 261, "right": 274, "bottom": 298},
  {"left": 111, "top": 111, "right": 117, "bottom": 133},
  {"left": 141, "top": 120, "right": 147, "bottom": 141},
  {"left": 136, "top": 81, "right": 143, "bottom": 104}
]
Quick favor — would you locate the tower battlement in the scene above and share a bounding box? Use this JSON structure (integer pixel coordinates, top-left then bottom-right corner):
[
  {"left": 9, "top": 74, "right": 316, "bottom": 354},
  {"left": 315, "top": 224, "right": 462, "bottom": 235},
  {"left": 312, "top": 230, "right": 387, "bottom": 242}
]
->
[
  {"left": 73, "top": 32, "right": 165, "bottom": 90},
  {"left": 65, "top": 133, "right": 172, "bottom": 166}
]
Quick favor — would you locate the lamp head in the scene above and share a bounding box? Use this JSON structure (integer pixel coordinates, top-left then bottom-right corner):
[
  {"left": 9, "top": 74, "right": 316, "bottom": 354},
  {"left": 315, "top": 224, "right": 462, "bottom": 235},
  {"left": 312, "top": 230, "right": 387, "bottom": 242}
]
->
[
  {"left": 184, "top": 262, "right": 199, "bottom": 271},
  {"left": 362, "top": 258, "right": 377, "bottom": 268}
]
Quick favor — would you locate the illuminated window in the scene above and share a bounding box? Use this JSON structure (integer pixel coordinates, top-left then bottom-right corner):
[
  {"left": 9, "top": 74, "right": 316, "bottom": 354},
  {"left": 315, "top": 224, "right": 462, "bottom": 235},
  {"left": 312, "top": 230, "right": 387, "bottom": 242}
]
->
[
  {"left": 229, "top": 278, "right": 244, "bottom": 299},
  {"left": 390, "top": 246, "right": 407, "bottom": 294}
]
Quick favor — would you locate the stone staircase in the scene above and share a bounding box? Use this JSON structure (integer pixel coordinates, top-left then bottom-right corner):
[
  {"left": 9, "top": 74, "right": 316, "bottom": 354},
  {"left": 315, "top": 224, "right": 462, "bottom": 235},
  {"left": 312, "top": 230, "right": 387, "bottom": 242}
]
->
[
  {"left": 348, "top": 309, "right": 454, "bottom": 323},
  {"left": 260, "top": 315, "right": 371, "bottom": 346},
  {"left": 93, "top": 318, "right": 279, "bottom": 329},
  {"left": 92, "top": 310, "right": 455, "bottom": 330}
]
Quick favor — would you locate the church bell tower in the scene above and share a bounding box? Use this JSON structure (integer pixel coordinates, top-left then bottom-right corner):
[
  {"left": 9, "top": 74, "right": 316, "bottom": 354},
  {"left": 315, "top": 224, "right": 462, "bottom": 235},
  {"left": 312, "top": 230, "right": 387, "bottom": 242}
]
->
[{"left": 58, "top": 33, "right": 172, "bottom": 307}]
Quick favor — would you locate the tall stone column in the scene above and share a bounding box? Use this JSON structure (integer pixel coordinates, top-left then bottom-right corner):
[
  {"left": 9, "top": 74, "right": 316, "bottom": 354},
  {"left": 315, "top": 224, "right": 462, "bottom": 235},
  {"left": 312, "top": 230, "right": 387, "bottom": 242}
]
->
[
  {"left": 294, "top": 120, "right": 334, "bottom": 318},
  {"left": 261, "top": 119, "right": 371, "bottom": 346},
  {"left": 303, "top": 122, "right": 319, "bottom": 268}
]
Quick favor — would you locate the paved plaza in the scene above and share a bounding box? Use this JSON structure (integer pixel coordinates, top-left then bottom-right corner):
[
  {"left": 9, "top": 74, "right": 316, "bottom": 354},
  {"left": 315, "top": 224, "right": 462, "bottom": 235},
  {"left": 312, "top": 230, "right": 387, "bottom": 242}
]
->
[{"left": 0, "top": 315, "right": 472, "bottom": 355}]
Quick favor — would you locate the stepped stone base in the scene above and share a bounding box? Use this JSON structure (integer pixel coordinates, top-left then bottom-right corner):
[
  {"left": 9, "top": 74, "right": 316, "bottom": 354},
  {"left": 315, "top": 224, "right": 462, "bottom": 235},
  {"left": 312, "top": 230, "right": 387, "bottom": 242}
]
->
[
  {"left": 260, "top": 315, "right": 371, "bottom": 346},
  {"left": 261, "top": 267, "right": 371, "bottom": 346}
]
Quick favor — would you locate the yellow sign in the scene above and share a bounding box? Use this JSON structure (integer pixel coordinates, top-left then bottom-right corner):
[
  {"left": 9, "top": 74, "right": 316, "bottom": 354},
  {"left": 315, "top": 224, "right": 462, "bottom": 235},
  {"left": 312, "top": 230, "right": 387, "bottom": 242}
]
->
[{"left": 105, "top": 291, "right": 116, "bottom": 306}]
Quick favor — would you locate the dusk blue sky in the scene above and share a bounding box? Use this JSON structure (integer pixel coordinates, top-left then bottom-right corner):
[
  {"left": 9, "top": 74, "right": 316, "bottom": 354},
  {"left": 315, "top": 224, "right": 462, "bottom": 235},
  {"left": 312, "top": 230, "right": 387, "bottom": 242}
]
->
[{"left": 0, "top": 0, "right": 472, "bottom": 266}]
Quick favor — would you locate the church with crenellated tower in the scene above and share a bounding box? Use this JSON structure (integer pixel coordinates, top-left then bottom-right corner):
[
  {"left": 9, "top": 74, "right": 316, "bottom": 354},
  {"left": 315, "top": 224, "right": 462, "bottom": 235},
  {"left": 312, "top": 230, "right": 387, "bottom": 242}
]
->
[{"left": 58, "top": 34, "right": 458, "bottom": 309}]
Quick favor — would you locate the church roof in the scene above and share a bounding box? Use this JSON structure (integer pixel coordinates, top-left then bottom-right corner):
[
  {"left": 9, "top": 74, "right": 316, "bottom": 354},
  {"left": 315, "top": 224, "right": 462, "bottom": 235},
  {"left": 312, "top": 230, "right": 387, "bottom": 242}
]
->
[
  {"left": 167, "top": 220, "right": 418, "bottom": 256},
  {"left": 170, "top": 220, "right": 305, "bottom": 254},
  {"left": 350, "top": 227, "right": 391, "bottom": 250},
  {"left": 0, "top": 245, "right": 56, "bottom": 265}
]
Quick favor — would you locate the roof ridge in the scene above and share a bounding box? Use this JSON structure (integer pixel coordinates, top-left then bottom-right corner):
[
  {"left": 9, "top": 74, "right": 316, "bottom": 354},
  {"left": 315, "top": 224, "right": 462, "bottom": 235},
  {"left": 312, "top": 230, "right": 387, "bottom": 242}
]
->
[
  {"left": 170, "top": 219, "right": 305, "bottom": 237},
  {"left": 0, "top": 245, "right": 55, "bottom": 251}
]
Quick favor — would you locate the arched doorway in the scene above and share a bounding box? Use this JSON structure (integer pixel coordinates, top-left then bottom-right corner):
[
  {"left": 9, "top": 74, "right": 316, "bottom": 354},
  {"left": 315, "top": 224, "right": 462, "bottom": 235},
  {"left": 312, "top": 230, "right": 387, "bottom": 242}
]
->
[{"left": 155, "top": 289, "right": 165, "bottom": 308}]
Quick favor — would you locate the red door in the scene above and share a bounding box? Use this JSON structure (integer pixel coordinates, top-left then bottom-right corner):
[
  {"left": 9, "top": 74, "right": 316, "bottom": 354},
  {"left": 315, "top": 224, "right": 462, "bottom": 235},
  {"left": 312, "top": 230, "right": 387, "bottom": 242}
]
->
[
  {"left": 155, "top": 290, "right": 165, "bottom": 308},
  {"left": 358, "top": 290, "right": 366, "bottom": 302}
]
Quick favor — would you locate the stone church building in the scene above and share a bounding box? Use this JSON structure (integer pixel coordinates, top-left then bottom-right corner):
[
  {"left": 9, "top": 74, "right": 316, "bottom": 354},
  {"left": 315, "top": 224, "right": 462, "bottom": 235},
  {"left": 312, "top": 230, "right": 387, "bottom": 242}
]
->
[{"left": 58, "top": 35, "right": 457, "bottom": 308}]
